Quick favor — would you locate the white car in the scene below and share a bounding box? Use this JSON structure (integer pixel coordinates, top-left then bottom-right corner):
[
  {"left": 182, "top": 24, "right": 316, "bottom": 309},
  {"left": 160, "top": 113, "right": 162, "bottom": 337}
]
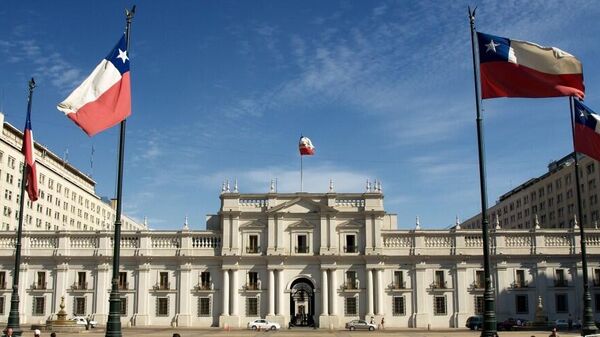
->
[
  {"left": 71, "top": 316, "right": 98, "bottom": 328},
  {"left": 247, "top": 319, "right": 281, "bottom": 330}
]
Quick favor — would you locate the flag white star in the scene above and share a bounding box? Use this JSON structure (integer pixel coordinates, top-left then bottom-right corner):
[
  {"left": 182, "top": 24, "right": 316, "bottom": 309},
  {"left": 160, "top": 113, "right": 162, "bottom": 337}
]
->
[
  {"left": 485, "top": 40, "right": 500, "bottom": 53},
  {"left": 116, "top": 49, "right": 129, "bottom": 63}
]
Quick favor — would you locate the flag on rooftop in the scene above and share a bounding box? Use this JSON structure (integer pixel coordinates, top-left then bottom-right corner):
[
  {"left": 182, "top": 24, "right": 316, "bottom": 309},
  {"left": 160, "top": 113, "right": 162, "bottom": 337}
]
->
[
  {"left": 574, "top": 100, "right": 600, "bottom": 162},
  {"left": 22, "top": 107, "right": 38, "bottom": 201},
  {"left": 477, "top": 32, "right": 584, "bottom": 99},
  {"left": 57, "top": 35, "right": 131, "bottom": 136},
  {"left": 299, "top": 136, "right": 315, "bottom": 155}
]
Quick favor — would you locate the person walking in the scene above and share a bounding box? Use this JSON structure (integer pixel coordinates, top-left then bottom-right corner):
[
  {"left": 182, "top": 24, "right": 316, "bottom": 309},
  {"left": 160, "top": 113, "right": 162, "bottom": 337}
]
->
[
  {"left": 380, "top": 317, "right": 385, "bottom": 330},
  {"left": 34, "top": 329, "right": 41, "bottom": 337},
  {"left": 549, "top": 327, "right": 559, "bottom": 337}
]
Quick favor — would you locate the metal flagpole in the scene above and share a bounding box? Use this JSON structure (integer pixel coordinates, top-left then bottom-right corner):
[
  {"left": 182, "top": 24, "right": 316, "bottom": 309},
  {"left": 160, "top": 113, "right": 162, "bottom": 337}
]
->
[
  {"left": 301, "top": 154, "right": 303, "bottom": 192},
  {"left": 568, "top": 96, "right": 597, "bottom": 336},
  {"left": 6, "top": 78, "right": 36, "bottom": 337},
  {"left": 468, "top": 8, "right": 497, "bottom": 337},
  {"left": 105, "top": 6, "right": 135, "bottom": 337}
]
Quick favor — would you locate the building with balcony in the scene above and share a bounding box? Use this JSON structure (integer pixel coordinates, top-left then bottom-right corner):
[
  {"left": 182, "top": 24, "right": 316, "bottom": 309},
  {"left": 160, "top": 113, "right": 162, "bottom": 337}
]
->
[
  {"left": 0, "top": 112, "right": 144, "bottom": 232},
  {"left": 0, "top": 189, "right": 599, "bottom": 329}
]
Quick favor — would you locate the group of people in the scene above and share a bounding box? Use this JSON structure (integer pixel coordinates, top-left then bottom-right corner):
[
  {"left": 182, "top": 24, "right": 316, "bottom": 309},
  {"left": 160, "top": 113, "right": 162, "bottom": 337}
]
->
[
  {"left": 369, "top": 316, "right": 385, "bottom": 329},
  {"left": 4, "top": 328, "right": 56, "bottom": 337}
]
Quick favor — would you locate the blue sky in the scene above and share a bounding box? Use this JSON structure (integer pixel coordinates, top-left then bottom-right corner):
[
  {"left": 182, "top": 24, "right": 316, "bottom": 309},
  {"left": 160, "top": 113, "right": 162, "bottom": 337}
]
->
[{"left": 2, "top": 1, "right": 600, "bottom": 230}]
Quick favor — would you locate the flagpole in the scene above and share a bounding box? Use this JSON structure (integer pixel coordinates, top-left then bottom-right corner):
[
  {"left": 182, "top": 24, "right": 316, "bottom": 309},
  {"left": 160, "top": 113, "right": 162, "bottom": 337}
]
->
[
  {"left": 468, "top": 8, "right": 497, "bottom": 337},
  {"left": 301, "top": 154, "right": 304, "bottom": 192},
  {"left": 568, "top": 96, "right": 597, "bottom": 336},
  {"left": 5, "top": 78, "right": 36, "bottom": 337},
  {"left": 105, "top": 6, "right": 135, "bottom": 337}
]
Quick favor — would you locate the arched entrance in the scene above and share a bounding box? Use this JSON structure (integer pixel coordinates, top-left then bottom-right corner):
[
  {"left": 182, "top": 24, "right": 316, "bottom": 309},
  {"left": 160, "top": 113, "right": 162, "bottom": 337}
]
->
[{"left": 289, "top": 278, "right": 315, "bottom": 327}]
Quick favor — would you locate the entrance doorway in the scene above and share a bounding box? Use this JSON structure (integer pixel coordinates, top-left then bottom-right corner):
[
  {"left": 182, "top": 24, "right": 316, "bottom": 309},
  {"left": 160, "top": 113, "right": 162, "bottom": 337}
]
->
[{"left": 289, "top": 278, "right": 315, "bottom": 327}]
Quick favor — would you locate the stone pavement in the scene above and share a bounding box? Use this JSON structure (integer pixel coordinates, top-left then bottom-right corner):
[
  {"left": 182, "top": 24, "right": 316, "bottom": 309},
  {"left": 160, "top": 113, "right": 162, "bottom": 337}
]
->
[{"left": 29, "top": 328, "right": 586, "bottom": 337}]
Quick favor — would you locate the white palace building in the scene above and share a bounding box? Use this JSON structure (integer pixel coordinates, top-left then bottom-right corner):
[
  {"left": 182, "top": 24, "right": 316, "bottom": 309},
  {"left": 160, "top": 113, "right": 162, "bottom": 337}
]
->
[{"left": 0, "top": 113, "right": 599, "bottom": 328}]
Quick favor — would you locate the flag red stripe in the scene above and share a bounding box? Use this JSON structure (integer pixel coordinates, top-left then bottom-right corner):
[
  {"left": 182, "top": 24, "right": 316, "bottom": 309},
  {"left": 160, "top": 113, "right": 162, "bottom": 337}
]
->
[
  {"left": 574, "top": 124, "right": 600, "bottom": 162},
  {"left": 67, "top": 73, "right": 131, "bottom": 136},
  {"left": 481, "top": 62, "right": 584, "bottom": 99},
  {"left": 23, "top": 129, "right": 38, "bottom": 201},
  {"left": 300, "top": 148, "right": 315, "bottom": 155}
]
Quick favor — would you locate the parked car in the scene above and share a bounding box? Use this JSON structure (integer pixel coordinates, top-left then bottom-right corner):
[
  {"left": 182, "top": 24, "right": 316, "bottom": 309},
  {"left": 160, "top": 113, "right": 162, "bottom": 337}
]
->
[
  {"left": 497, "top": 318, "right": 517, "bottom": 331},
  {"left": 345, "top": 320, "right": 377, "bottom": 331},
  {"left": 247, "top": 319, "right": 281, "bottom": 330},
  {"left": 71, "top": 316, "right": 97, "bottom": 328},
  {"left": 466, "top": 316, "right": 483, "bottom": 330},
  {"left": 554, "top": 319, "right": 581, "bottom": 330}
]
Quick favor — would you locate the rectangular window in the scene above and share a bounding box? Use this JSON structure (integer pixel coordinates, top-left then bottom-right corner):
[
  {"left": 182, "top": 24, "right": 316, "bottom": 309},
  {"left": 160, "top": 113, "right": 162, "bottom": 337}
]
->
[
  {"left": 120, "top": 297, "right": 127, "bottom": 316},
  {"left": 433, "top": 296, "right": 447, "bottom": 315},
  {"left": 475, "top": 270, "right": 484, "bottom": 288},
  {"left": 296, "top": 234, "right": 308, "bottom": 253},
  {"left": 555, "top": 294, "right": 568, "bottom": 313},
  {"left": 0, "top": 296, "right": 4, "bottom": 315},
  {"left": 198, "top": 297, "right": 211, "bottom": 316},
  {"left": 515, "top": 270, "right": 526, "bottom": 288},
  {"left": 77, "top": 271, "right": 87, "bottom": 290},
  {"left": 345, "top": 235, "right": 357, "bottom": 253},
  {"left": 392, "top": 296, "right": 405, "bottom": 316},
  {"left": 159, "top": 272, "right": 169, "bottom": 290},
  {"left": 555, "top": 269, "right": 567, "bottom": 287},
  {"left": 246, "top": 297, "right": 259, "bottom": 316},
  {"left": 516, "top": 295, "right": 529, "bottom": 314},
  {"left": 247, "top": 235, "right": 259, "bottom": 253},
  {"left": 118, "top": 272, "right": 128, "bottom": 290},
  {"left": 157, "top": 297, "right": 169, "bottom": 316},
  {"left": 0, "top": 271, "right": 5, "bottom": 289},
  {"left": 247, "top": 272, "right": 259, "bottom": 290},
  {"left": 36, "top": 271, "right": 46, "bottom": 290},
  {"left": 595, "top": 269, "right": 600, "bottom": 286},
  {"left": 474, "top": 296, "right": 484, "bottom": 315},
  {"left": 595, "top": 294, "right": 600, "bottom": 312},
  {"left": 393, "top": 271, "right": 405, "bottom": 289},
  {"left": 200, "top": 271, "right": 211, "bottom": 290},
  {"left": 345, "top": 271, "right": 357, "bottom": 290},
  {"left": 434, "top": 270, "right": 446, "bottom": 288},
  {"left": 74, "top": 297, "right": 86, "bottom": 316},
  {"left": 33, "top": 296, "right": 45, "bottom": 316},
  {"left": 344, "top": 297, "right": 357, "bottom": 316}
]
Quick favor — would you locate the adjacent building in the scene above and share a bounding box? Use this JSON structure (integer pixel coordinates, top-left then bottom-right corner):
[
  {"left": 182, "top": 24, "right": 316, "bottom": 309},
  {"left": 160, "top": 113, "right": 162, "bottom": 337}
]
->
[{"left": 463, "top": 153, "right": 600, "bottom": 230}]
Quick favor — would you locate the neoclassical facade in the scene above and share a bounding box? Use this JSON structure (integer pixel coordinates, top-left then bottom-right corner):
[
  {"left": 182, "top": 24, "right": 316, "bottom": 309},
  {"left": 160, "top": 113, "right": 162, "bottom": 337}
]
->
[{"left": 0, "top": 190, "right": 599, "bottom": 328}]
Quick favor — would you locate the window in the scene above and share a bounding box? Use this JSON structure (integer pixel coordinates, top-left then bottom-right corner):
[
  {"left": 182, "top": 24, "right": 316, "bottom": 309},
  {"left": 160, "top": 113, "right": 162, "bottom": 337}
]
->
[
  {"left": 247, "top": 272, "right": 259, "bottom": 290},
  {"left": 156, "top": 297, "right": 169, "bottom": 316},
  {"left": 7, "top": 156, "right": 15, "bottom": 169},
  {"left": 159, "top": 272, "right": 169, "bottom": 290},
  {"left": 246, "top": 297, "right": 259, "bottom": 316},
  {"left": 198, "top": 297, "right": 211, "bottom": 316},
  {"left": 0, "top": 272, "right": 5, "bottom": 289},
  {"left": 74, "top": 297, "right": 86, "bottom": 316},
  {"left": 596, "top": 294, "right": 600, "bottom": 312},
  {"left": 555, "top": 294, "right": 568, "bottom": 313},
  {"left": 345, "top": 271, "right": 358, "bottom": 290},
  {"left": 434, "top": 270, "right": 446, "bottom": 288},
  {"left": 474, "top": 296, "right": 484, "bottom": 315},
  {"left": 393, "top": 271, "right": 405, "bottom": 289},
  {"left": 296, "top": 234, "right": 308, "bottom": 253},
  {"left": 36, "top": 271, "right": 46, "bottom": 290},
  {"left": 118, "top": 272, "right": 128, "bottom": 290},
  {"left": 515, "top": 270, "right": 526, "bottom": 288},
  {"left": 344, "top": 297, "right": 357, "bottom": 316},
  {"left": 77, "top": 272, "right": 87, "bottom": 290},
  {"left": 33, "top": 296, "right": 45, "bottom": 315},
  {"left": 475, "top": 270, "right": 484, "bottom": 289},
  {"left": 555, "top": 269, "right": 567, "bottom": 287},
  {"left": 516, "top": 295, "right": 529, "bottom": 314},
  {"left": 0, "top": 296, "right": 4, "bottom": 315},
  {"left": 594, "top": 269, "right": 600, "bottom": 286},
  {"left": 199, "top": 271, "right": 211, "bottom": 290},
  {"left": 392, "top": 296, "right": 405, "bottom": 316},
  {"left": 120, "top": 297, "right": 127, "bottom": 316},
  {"left": 433, "top": 296, "right": 447, "bottom": 315},
  {"left": 247, "top": 235, "right": 259, "bottom": 254},
  {"left": 345, "top": 235, "right": 357, "bottom": 253}
]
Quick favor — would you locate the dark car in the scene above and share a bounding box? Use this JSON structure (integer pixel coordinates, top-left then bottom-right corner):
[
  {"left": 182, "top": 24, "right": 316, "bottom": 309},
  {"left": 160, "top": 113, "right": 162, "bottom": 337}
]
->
[
  {"left": 466, "top": 316, "right": 483, "bottom": 330},
  {"left": 345, "top": 320, "right": 377, "bottom": 331},
  {"left": 497, "top": 318, "right": 518, "bottom": 331}
]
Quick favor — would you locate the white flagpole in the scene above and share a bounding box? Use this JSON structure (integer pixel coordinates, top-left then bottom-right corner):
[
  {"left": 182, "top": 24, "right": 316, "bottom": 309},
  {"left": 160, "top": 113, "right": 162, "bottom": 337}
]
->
[{"left": 300, "top": 154, "right": 303, "bottom": 192}]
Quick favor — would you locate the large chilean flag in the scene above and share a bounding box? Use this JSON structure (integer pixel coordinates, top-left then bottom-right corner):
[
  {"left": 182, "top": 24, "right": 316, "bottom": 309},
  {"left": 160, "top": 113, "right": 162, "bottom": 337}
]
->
[
  {"left": 477, "top": 32, "right": 584, "bottom": 99},
  {"left": 57, "top": 35, "right": 131, "bottom": 136},
  {"left": 574, "top": 100, "right": 600, "bottom": 162}
]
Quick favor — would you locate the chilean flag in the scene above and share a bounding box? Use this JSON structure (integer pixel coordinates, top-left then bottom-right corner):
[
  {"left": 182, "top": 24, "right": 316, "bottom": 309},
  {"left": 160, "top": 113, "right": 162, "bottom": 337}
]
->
[
  {"left": 22, "top": 108, "right": 38, "bottom": 201},
  {"left": 57, "top": 35, "right": 131, "bottom": 136},
  {"left": 477, "top": 32, "right": 584, "bottom": 99},
  {"left": 574, "top": 100, "right": 600, "bottom": 162},
  {"left": 299, "top": 136, "right": 315, "bottom": 155}
]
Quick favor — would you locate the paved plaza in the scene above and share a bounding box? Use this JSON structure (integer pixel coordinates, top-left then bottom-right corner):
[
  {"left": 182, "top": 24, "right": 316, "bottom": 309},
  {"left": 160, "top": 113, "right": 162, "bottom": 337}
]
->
[{"left": 26, "top": 328, "right": 584, "bottom": 337}]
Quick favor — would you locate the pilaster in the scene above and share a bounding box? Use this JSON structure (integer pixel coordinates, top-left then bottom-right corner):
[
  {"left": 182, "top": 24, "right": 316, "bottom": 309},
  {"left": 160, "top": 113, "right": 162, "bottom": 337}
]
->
[
  {"left": 176, "top": 263, "right": 192, "bottom": 327},
  {"left": 133, "top": 263, "right": 150, "bottom": 326},
  {"left": 412, "top": 263, "right": 430, "bottom": 328},
  {"left": 94, "top": 262, "right": 111, "bottom": 324}
]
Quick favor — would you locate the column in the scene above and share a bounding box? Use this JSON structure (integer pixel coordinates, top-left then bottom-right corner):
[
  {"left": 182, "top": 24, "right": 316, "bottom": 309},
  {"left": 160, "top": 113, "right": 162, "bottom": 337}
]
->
[
  {"left": 321, "top": 269, "right": 329, "bottom": 315},
  {"left": 231, "top": 269, "right": 239, "bottom": 316},
  {"left": 54, "top": 263, "right": 69, "bottom": 314},
  {"left": 222, "top": 270, "right": 229, "bottom": 316},
  {"left": 177, "top": 263, "right": 192, "bottom": 326},
  {"left": 277, "top": 270, "right": 284, "bottom": 315},
  {"left": 330, "top": 269, "right": 338, "bottom": 315},
  {"left": 94, "top": 263, "right": 111, "bottom": 324},
  {"left": 134, "top": 263, "right": 150, "bottom": 325},
  {"left": 268, "top": 270, "right": 275, "bottom": 316},
  {"left": 376, "top": 269, "right": 384, "bottom": 315},
  {"left": 367, "top": 269, "right": 374, "bottom": 316}
]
